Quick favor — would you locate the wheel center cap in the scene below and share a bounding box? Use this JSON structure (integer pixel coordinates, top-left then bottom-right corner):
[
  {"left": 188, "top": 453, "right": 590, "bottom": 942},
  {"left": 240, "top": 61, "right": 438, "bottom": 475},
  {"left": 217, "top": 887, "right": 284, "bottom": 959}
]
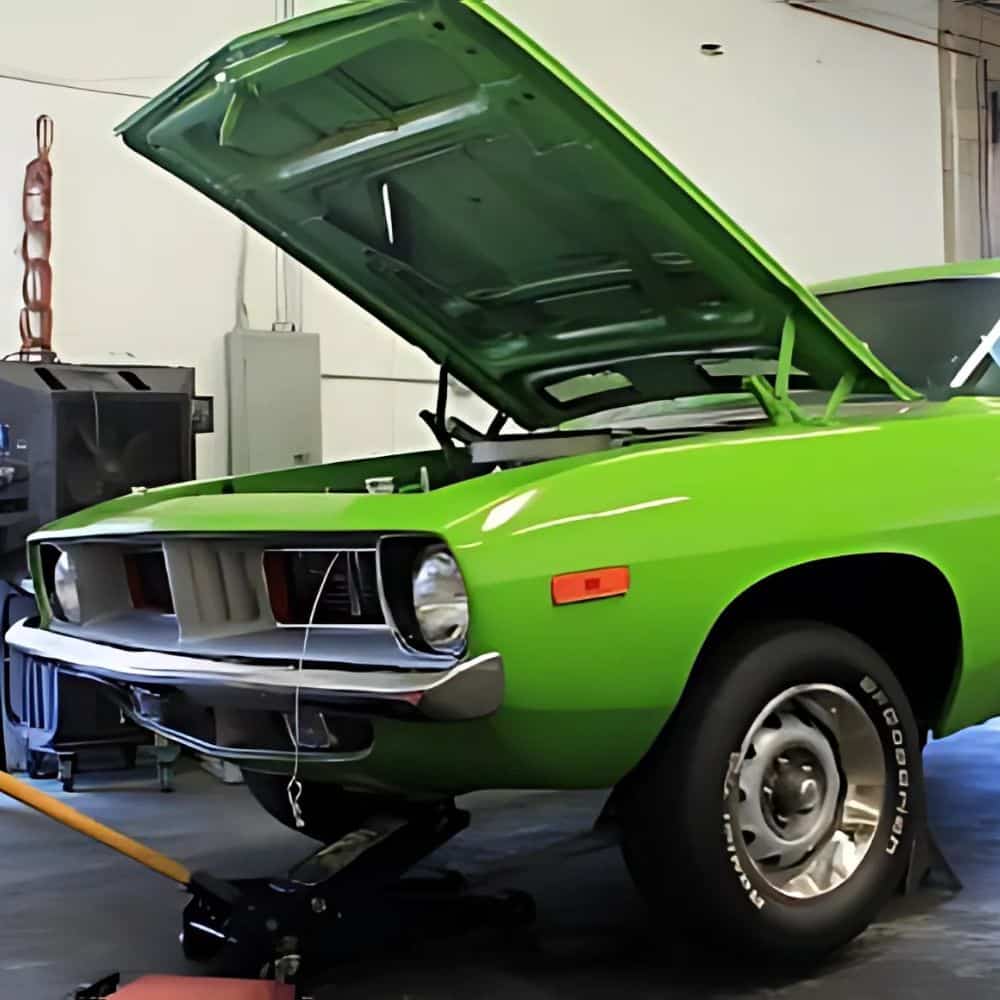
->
[
  {"left": 762, "top": 747, "right": 830, "bottom": 835},
  {"left": 772, "top": 771, "right": 821, "bottom": 816}
]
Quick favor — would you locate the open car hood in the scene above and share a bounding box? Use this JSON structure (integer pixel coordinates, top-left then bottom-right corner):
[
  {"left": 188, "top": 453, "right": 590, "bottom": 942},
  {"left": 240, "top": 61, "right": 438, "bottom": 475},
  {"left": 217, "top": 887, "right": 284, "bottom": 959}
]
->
[{"left": 117, "top": 0, "right": 916, "bottom": 428}]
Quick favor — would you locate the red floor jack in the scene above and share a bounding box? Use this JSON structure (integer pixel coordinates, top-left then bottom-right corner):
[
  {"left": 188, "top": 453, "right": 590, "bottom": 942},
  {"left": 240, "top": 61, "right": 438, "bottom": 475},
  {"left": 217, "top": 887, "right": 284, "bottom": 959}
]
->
[{"left": 0, "top": 771, "right": 535, "bottom": 999}]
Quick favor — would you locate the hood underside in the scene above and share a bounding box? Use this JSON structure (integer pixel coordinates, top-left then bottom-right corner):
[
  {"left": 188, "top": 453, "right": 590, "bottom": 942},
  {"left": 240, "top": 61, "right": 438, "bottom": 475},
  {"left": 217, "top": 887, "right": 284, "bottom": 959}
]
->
[{"left": 117, "top": 0, "right": 915, "bottom": 428}]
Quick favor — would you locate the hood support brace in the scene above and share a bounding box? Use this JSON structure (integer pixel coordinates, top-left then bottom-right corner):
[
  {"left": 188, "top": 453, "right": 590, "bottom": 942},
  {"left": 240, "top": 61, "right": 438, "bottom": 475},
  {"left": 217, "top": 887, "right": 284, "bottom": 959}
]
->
[
  {"left": 743, "top": 315, "right": 807, "bottom": 426},
  {"left": 418, "top": 366, "right": 460, "bottom": 471},
  {"left": 743, "top": 314, "right": 857, "bottom": 426}
]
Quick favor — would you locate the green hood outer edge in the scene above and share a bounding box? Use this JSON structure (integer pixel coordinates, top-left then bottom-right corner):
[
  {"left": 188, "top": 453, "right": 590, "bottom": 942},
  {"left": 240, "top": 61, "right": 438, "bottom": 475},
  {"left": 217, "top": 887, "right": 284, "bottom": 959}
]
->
[
  {"left": 115, "top": 0, "right": 920, "bottom": 408},
  {"left": 463, "top": 1, "right": 918, "bottom": 404}
]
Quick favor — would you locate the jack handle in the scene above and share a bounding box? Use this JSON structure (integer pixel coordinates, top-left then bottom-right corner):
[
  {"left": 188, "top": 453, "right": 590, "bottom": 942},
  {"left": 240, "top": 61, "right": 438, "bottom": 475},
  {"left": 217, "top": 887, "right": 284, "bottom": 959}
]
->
[{"left": 0, "top": 769, "right": 191, "bottom": 886}]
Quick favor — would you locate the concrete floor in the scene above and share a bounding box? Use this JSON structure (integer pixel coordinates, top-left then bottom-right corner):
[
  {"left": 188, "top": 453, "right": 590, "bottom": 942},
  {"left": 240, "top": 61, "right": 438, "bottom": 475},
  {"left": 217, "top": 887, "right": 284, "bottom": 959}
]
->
[{"left": 3, "top": 725, "right": 1000, "bottom": 999}]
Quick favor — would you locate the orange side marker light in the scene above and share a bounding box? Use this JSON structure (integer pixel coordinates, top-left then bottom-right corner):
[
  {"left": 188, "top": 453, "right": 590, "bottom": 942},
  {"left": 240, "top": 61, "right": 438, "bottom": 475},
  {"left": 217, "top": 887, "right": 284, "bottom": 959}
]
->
[{"left": 551, "top": 566, "right": 630, "bottom": 605}]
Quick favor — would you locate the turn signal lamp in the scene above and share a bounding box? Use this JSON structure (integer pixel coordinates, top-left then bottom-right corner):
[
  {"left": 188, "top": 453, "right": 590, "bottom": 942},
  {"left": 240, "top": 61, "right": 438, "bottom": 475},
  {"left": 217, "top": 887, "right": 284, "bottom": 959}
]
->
[{"left": 551, "top": 566, "right": 630, "bottom": 605}]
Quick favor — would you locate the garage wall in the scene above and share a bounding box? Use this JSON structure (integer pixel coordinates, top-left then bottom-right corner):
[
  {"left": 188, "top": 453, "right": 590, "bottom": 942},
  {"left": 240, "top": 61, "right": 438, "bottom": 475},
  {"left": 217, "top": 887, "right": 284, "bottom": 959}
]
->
[
  {"left": 0, "top": 1, "right": 273, "bottom": 479},
  {"left": 487, "top": 0, "right": 945, "bottom": 283},
  {"left": 2, "top": 1, "right": 946, "bottom": 473},
  {"left": 0, "top": 80, "right": 239, "bottom": 480}
]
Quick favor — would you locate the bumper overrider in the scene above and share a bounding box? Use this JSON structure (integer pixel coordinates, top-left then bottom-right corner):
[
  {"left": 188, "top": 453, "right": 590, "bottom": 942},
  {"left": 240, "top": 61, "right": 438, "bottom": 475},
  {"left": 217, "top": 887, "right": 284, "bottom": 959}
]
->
[{"left": 5, "top": 619, "right": 503, "bottom": 767}]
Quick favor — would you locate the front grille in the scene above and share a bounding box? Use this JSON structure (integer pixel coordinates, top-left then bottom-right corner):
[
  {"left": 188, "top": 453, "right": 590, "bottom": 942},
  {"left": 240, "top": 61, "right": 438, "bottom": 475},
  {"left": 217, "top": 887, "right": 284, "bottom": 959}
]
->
[
  {"left": 264, "top": 549, "right": 384, "bottom": 626},
  {"left": 41, "top": 536, "right": 406, "bottom": 661},
  {"left": 124, "top": 549, "right": 173, "bottom": 613}
]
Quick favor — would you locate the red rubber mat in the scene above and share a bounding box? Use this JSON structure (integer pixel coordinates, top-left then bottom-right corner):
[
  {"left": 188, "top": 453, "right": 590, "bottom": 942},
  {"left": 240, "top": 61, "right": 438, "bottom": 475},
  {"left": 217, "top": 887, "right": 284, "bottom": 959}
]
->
[{"left": 111, "top": 976, "right": 294, "bottom": 998}]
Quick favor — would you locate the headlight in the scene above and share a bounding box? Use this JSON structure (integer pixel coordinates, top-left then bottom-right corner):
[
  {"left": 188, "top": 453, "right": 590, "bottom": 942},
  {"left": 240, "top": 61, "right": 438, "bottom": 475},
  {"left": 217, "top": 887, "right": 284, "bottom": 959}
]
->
[
  {"left": 53, "top": 551, "right": 81, "bottom": 624},
  {"left": 412, "top": 546, "right": 468, "bottom": 653}
]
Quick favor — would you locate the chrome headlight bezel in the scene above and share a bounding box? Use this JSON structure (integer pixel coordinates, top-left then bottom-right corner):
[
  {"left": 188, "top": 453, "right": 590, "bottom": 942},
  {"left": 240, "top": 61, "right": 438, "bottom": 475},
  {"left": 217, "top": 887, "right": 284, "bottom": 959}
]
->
[
  {"left": 411, "top": 545, "right": 469, "bottom": 655},
  {"left": 53, "top": 550, "right": 82, "bottom": 624}
]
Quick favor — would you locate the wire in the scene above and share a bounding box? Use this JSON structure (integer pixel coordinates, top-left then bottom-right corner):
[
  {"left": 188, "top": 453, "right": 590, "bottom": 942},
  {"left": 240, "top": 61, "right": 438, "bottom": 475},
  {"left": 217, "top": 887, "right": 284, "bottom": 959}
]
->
[
  {"left": 273, "top": 238, "right": 295, "bottom": 330},
  {"left": 273, "top": 245, "right": 281, "bottom": 327},
  {"left": 0, "top": 70, "right": 150, "bottom": 99},
  {"left": 270, "top": 0, "right": 296, "bottom": 334},
  {"left": 786, "top": 3, "right": 981, "bottom": 55},
  {"left": 235, "top": 228, "right": 250, "bottom": 331},
  {"left": 91, "top": 391, "right": 101, "bottom": 455},
  {"left": 320, "top": 373, "right": 438, "bottom": 385},
  {"left": 286, "top": 553, "right": 340, "bottom": 829},
  {"left": 282, "top": 253, "right": 292, "bottom": 329}
]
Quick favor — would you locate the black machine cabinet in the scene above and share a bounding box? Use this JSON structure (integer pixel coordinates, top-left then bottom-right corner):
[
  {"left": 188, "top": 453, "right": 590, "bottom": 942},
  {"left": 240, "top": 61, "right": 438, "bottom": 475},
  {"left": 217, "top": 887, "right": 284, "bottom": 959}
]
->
[
  {"left": 0, "top": 361, "right": 201, "bottom": 784},
  {"left": 0, "top": 361, "right": 196, "bottom": 578}
]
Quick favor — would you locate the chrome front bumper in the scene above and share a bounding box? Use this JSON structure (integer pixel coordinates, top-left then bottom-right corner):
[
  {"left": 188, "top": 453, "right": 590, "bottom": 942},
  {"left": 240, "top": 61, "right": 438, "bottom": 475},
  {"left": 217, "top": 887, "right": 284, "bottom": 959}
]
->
[{"left": 5, "top": 619, "right": 504, "bottom": 765}]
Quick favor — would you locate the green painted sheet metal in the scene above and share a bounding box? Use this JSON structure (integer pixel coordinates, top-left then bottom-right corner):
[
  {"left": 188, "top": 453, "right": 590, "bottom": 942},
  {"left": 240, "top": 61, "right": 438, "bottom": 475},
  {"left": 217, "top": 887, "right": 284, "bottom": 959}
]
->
[
  {"left": 811, "top": 259, "right": 1000, "bottom": 296},
  {"left": 115, "top": 0, "right": 917, "bottom": 432},
  {"left": 29, "top": 396, "right": 1000, "bottom": 790}
]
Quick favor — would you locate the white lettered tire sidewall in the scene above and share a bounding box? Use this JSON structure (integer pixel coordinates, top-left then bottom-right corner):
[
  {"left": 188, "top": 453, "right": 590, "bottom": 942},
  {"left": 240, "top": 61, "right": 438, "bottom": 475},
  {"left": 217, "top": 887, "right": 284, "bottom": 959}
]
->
[
  {"left": 620, "top": 621, "right": 923, "bottom": 962},
  {"left": 721, "top": 666, "right": 915, "bottom": 915}
]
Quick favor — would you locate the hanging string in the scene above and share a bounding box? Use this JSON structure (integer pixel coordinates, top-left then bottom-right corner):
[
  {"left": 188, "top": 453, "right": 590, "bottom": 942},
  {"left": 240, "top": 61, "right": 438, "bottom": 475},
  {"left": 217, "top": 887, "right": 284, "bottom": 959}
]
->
[{"left": 286, "top": 553, "right": 341, "bottom": 829}]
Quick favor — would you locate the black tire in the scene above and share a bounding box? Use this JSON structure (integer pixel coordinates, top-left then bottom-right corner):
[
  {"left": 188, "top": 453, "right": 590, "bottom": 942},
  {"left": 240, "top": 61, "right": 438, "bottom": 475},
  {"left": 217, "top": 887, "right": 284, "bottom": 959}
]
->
[
  {"left": 242, "top": 770, "right": 395, "bottom": 844},
  {"left": 619, "top": 621, "right": 923, "bottom": 964}
]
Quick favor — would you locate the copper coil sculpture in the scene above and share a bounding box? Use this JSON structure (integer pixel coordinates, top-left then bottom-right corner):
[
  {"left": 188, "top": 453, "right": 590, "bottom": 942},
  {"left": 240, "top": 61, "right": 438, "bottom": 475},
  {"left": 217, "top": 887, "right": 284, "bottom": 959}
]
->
[{"left": 19, "top": 115, "right": 55, "bottom": 358}]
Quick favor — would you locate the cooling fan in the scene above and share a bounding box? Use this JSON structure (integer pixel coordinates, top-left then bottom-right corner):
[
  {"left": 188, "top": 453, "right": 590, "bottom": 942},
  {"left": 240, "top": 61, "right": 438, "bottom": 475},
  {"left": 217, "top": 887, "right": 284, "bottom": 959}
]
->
[{"left": 63, "top": 422, "right": 158, "bottom": 509}]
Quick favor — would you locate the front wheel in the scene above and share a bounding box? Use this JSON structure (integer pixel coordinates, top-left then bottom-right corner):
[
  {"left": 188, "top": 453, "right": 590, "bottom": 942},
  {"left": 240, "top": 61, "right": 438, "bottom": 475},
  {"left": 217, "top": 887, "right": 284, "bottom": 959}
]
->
[{"left": 619, "top": 621, "right": 922, "bottom": 963}]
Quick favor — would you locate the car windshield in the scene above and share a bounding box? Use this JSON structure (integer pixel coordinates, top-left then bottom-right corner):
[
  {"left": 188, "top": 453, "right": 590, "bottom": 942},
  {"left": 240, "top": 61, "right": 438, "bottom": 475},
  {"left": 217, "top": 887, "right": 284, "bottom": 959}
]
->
[{"left": 818, "top": 276, "right": 1000, "bottom": 399}]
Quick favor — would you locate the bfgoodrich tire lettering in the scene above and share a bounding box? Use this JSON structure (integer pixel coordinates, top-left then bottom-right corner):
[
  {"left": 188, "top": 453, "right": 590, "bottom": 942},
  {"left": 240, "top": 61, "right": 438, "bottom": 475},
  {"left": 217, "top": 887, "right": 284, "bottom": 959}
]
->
[{"left": 619, "top": 621, "right": 923, "bottom": 962}]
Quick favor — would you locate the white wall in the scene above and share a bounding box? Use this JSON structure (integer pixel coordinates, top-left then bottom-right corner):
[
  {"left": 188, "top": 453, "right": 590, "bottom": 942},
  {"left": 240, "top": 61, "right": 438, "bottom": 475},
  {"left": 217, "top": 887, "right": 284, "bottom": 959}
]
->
[
  {"left": 1, "top": 0, "right": 946, "bottom": 472},
  {"left": 0, "top": 1, "right": 272, "bottom": 478},
  {"left": 488, "top": 0, "right": 945, "bottom": 284},
  {"left": 0, "top": 0, "right": 275, "bottom": 96}
]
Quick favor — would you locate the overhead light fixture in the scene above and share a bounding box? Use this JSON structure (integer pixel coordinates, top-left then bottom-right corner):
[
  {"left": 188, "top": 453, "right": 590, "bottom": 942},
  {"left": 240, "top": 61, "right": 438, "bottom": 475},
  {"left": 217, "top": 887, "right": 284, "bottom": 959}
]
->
[{"left": 381, "top": 182, "right": 395, "bottom": 245}]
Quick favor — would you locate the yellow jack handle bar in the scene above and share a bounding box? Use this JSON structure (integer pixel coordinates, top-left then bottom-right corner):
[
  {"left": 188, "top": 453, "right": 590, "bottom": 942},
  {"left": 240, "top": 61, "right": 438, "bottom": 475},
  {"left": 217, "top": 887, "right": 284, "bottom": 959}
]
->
[{"left": 0, "top": 769, "right": 192, "bottom": 886}]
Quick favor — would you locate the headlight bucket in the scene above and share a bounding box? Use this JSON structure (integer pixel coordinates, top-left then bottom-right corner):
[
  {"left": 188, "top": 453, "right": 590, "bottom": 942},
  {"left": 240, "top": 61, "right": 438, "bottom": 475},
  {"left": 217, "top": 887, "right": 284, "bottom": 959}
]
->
[
  {"left": 53, "top": 550, "right": 82, "bottom": 624},
  {"left": 411, "top": 545, "right": 469, "bottom": 654}
]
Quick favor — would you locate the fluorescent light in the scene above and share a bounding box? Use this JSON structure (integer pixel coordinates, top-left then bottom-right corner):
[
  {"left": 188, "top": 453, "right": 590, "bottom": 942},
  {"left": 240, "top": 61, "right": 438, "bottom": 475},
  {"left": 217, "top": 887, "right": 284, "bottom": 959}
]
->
[{"left": 381, "top": 182, "right": 395, "bottom": 245}]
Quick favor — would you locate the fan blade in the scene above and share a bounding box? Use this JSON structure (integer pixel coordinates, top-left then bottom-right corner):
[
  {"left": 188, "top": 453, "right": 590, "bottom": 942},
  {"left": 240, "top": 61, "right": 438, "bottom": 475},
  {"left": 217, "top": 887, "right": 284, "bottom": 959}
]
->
[
  {"left": 77, "top": 423, "right": 100, "bottom": 457},
  {"left": 118, "top": 431, "right": 157, "bottom": 484},
  {"left": 63, "top": 456, "right": 103, "bottom": 508}
]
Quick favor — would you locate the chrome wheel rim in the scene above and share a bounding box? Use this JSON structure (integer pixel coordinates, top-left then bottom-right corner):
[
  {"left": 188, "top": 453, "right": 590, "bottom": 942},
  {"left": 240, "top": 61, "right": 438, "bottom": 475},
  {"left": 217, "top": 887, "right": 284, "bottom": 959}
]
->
[{"left": 728, "top": 684, "right": 886, "bottom": 899}]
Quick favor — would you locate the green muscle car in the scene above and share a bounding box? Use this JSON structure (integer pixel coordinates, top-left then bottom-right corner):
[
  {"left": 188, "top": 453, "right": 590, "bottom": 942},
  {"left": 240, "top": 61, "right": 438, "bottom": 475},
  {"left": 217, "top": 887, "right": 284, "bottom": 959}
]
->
[{"left": 8, "top": 0, "right": 1000, "bottom": 962}]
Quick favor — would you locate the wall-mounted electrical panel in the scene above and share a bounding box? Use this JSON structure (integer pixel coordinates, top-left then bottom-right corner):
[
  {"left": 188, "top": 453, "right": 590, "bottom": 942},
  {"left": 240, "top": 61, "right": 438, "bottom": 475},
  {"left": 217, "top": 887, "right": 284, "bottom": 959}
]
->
[{"left": 226, "top": 329, "right": 322, "bottom": 475}]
